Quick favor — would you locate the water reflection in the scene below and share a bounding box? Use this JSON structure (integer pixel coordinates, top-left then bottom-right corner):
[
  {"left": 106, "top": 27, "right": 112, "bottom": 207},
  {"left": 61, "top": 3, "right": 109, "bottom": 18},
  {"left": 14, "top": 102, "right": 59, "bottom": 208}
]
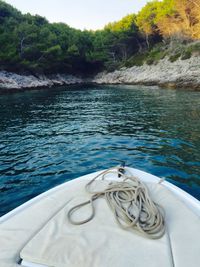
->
[{"left": 0, "top": 85, "right": 200, "bottom": 216}]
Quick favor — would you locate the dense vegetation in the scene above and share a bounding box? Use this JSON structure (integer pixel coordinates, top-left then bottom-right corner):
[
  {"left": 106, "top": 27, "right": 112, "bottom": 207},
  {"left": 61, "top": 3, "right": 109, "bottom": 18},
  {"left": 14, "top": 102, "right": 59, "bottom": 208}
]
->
[{"left": 0, "top": 0, "right": 200, "bottom": 75}]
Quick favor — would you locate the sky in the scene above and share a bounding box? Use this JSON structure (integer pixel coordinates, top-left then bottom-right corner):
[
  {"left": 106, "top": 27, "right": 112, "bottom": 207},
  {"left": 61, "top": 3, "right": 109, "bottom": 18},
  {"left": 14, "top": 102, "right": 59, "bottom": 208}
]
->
[{"left": 5, "top": 0, "right": 149, "bottom": 30}]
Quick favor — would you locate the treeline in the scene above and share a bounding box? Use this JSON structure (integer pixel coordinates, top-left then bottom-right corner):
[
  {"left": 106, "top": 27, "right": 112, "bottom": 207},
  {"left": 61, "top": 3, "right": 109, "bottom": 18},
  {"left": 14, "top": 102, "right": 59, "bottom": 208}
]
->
[
  {"left": 0, "top": 0, "right": 200, "bottom": 75},
  {"left": 137, "top": 0, "right": 200, "bottom": 45},
  {"left": 0, "top": 0, "right": 145, "bottom": 74},
  {"left": 0, "top": 1, "right": 99, "bottom": 74}
]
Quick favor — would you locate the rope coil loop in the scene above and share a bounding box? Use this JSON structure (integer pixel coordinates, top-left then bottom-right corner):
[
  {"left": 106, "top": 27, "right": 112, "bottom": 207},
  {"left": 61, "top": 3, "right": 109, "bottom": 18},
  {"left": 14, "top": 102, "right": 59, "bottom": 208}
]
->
[{"left": 67, "top": 167, "right": 165, "bottom": 239}]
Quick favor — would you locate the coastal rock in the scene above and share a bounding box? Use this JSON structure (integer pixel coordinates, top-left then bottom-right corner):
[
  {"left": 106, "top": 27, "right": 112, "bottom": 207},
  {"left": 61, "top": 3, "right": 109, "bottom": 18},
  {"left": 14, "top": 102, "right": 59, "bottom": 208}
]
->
[
  {"left": 0, "top": 71, "right": 83, "bottom": 91},
  {"left": 1, "top": 56, "right": 200, "bottom": 91},
  {"left": 92, "top": 57, "right": 200, "bottom": 89}
]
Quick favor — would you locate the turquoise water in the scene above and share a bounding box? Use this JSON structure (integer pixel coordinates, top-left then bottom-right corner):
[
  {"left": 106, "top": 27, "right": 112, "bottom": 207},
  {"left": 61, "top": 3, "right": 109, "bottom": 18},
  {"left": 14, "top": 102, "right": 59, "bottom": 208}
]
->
[{"left": 0, "top": 85, "right": 200, "bottom": 216}]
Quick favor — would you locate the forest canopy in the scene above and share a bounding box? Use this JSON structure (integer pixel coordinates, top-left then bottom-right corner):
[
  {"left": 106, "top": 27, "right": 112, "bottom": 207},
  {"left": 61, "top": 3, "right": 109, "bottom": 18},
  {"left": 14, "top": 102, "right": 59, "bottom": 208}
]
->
[{"left": 0, "top": 0, "right": 199, "bottom": 75}]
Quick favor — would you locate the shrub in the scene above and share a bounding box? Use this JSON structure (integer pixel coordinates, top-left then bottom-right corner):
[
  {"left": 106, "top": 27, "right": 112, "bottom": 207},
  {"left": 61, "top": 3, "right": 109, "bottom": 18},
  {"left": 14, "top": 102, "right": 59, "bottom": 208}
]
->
[
  {"left": 169, "top": 53, "right": 181, "bottom": 62},
  {"left": 124, "top": 53, "right": 148, "bottom": 67},
  {"left": 181, "top": 50, "right": 192, "bottom": 60},
  {"left": 186, "top": 42, "right": 200, "bottom": 56},
  {"left": 146, "top": 58, "right": 154, "bottom": 65}
]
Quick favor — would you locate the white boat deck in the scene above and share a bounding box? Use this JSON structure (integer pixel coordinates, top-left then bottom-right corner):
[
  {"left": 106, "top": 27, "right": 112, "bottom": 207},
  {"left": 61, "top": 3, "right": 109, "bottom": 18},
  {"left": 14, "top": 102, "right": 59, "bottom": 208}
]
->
[{"left": 0, "top": 167, "right": 200, "bottom": 267}]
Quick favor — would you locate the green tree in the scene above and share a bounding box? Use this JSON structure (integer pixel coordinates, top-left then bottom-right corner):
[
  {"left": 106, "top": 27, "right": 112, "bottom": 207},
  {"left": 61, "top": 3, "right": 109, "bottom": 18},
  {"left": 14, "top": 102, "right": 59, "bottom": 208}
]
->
[{"left": 136, "top": 1, "right": 163, "bottom": 48}]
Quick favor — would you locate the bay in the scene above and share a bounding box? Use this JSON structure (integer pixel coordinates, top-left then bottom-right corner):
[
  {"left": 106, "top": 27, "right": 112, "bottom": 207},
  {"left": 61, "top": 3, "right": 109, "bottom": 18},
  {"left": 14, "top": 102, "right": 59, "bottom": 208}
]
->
[{"left": 0, "top": 84, "right": 200, "bottom": 216}]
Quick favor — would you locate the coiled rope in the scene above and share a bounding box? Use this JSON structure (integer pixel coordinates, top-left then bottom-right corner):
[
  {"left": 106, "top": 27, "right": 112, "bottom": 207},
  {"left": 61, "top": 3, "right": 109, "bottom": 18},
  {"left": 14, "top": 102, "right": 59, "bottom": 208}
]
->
[{"left": 67, "top": 167, "right": 165, "bottom": 239}]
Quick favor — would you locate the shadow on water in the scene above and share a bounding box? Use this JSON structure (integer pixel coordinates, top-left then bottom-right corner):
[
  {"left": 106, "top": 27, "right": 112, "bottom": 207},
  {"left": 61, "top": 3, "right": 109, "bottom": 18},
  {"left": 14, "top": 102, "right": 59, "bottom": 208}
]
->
[{"left": 0, "top": 84, "right": 200, "bottom": 216}]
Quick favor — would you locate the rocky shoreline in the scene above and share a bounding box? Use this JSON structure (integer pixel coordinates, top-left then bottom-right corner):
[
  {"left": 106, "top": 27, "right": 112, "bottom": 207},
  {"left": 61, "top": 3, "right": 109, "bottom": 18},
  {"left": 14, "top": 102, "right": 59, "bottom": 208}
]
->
[
  {"left": 0, "top": 72, "right": 84, "bottom": 92},
  {"left": 92, "top": 56, "right": 200, "bottom": 90},
  {"left": 1, "top": 56, "right": 200, "bottom": 92}
]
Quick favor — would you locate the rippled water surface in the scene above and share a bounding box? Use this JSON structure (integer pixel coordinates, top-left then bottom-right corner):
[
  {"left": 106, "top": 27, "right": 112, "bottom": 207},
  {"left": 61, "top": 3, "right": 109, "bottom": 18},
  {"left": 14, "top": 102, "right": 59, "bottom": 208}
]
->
[{"left": 0, "top": 85, "right": 200, "bottom": 216}]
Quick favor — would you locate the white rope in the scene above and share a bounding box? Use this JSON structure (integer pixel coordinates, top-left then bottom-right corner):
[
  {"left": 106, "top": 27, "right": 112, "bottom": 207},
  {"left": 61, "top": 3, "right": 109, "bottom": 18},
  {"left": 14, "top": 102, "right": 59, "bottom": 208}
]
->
[{"left": 67, "top": 167, "right": 165, "bottom": 239}]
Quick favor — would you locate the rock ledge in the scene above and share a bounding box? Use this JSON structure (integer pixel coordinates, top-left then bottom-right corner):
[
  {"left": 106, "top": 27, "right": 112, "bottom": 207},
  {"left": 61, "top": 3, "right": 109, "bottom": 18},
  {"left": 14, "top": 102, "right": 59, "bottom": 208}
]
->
[{"left": 92, "top": 57, "right": 200, "bottom": 89}]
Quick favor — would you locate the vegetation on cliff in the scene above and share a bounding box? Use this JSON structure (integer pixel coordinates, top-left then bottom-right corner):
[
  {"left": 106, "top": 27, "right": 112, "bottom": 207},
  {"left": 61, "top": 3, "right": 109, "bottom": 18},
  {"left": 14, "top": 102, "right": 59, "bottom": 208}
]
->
[{"left": 0, "top": 0, "right": 200, "bottom": 75}]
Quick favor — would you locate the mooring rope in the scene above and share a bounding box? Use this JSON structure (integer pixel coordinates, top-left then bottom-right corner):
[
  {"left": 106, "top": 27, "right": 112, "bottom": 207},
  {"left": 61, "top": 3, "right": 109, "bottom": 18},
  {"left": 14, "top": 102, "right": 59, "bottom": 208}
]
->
[{"left": 67, "top": 167, "right": 165, "bottom": 239}]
